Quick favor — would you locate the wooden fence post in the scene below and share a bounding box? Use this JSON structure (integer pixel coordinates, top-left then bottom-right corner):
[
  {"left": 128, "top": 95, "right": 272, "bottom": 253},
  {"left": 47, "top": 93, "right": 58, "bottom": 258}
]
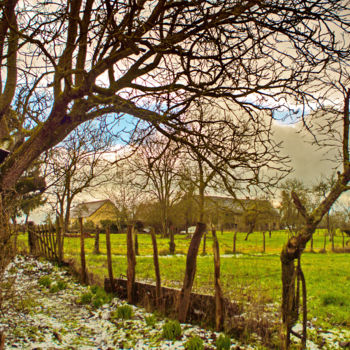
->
[
  {"left": 169, "top": 226, "right": 175, "bottom": 254},
  {"left": 151, "top": 228, "right": 162, "bottom": 308},
  {"left": 212, "top": 228, "right": 224, "bottom": 331},
  {"left": 55, "top": 219, "right": 63, "bottom": 262},
  {"left": 342, "top": 232, "right": 345, "bottom": 249},
  {"left": 262, "top": 231, "right": 266, "bottom": 253},
  {"left": 79, "top": 217, "right": 87, "bottom": 284},
  {"left": 28, "top": 222, "right": 36, "bottom": 255},
  {"left": 202, "top": 231, "right": 207, "bottom": 255},
  {"left": 134, "top": 230, "right": 139, "bottom": 256},
  {"left": 310, "top": 236, "right": 314, "bottom": 252},
  {"left": 331, "top": 232, "right": 335, "bottom": 251},
  {"left": 233, "top": 231, "right": 237, "bottom": 254},
  {"left": 106, "top": 226, "right": 114, "bottom": 292},
  {"left": 93, "top": 226, "right": 100, "bottom": 254},
  {"left": 126, "top": 225, "right": 136, "bottom": 304},
  {"left": 178, "top": 222, "right": 206, "bottom": 323}
]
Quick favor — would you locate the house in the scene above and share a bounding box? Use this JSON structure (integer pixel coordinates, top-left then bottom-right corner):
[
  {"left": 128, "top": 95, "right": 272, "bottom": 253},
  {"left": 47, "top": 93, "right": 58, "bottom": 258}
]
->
[
  {"left": 169, "top": 195, "right": 280, "bottom": 233},
  {"left": 202, "top": 196, "right": 280, "bottom": 232},
  {"left": 70, "top": 199, "right": 118, "bottom": 227}
]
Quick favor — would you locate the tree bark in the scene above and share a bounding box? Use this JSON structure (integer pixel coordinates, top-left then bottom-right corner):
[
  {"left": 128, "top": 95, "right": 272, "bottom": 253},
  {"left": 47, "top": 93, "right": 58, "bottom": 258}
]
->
[
  {"left": 177, "top": 222, "right": 206, "bottom": 323},
  {"left": 212, "top": 228, "right": 224, "bottom": 331},
  {"left": 126, "top": 225, "right": 136, "bottom": 304},
  {"left": 0, "top": 330, "right": 5, "bottom": 350}
]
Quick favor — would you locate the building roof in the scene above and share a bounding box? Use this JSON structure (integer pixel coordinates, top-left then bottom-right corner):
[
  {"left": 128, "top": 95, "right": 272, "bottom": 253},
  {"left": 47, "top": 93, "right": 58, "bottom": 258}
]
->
[
  {"left": 70, "top": 199, "right": 112, "bottom": 219},
  {"left": 203, "top": 196, "right": 279, "bottom": 217}
]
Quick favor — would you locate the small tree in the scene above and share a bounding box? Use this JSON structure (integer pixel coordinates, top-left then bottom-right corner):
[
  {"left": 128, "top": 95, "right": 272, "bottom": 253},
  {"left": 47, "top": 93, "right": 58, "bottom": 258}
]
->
[{"left": 45, "top": 121, "right": 114, "bottom": 233}]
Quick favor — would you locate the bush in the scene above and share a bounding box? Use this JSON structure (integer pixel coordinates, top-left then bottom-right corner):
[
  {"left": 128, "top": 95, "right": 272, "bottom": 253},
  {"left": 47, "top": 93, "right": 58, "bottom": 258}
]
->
[
  {"left": 80, "top": 292, "right": 93, "bottom": 305},
  {"left": 145, "top": 314, "right": 157, "bottom": 327},
  {"left": 38, "top": 275, "right": 51, "bottom": 288},
  {"left": 216, "top": 334, "right": 231, "bottom": 350},
  {"left": 184, "top": 335, "right": 204, "bottom": 350},
  {"left": 162, "top": 320, "right": 182, "bottom": 340},
  {"left": 111, "top": 304, "right": 134, "bottom": 320}
]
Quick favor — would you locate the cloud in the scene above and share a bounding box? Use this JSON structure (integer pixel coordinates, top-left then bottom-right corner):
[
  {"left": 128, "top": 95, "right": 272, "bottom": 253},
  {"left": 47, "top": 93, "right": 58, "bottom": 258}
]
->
[{"left": 272, "top": 121, "right": 339, "bottom": 185}]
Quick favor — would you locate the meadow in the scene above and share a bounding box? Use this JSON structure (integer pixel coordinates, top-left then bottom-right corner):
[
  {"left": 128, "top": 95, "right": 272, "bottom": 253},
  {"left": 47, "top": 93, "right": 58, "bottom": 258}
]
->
[{"left": 46, "top": 229, "right": 350, "bottom": 332}]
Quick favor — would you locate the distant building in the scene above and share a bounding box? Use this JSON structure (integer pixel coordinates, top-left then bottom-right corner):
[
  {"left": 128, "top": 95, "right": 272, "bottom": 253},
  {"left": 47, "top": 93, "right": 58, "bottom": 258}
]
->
[
  {"left": 200, "top": 196, "right": 280, "bottom": 232},
  {"left": 70, "top": 199, "right": 118, "bottom": 226}
]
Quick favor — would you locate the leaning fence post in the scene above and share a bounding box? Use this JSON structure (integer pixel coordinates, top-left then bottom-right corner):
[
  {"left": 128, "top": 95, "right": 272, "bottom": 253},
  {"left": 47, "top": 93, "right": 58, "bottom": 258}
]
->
[
  {"left": 79, "top": 217, "right": 87, "bottom": 284},
  {"left": 212, "top": 228, "right": 224, "bottom": 331},
  {"left": 126, "top": 224, "right": 136, "bottom": 303},
  {"left": 177, "top": 222, "right": 206, "bottom": 323},
  {"left": 28, "top": 221, "right": 36, "bottom": 255},
  {"left": 151, "top": 228, "right": 162, "bottom": 308},
  {"left": 106, "top": 225, "right": 114, "bottom": 292}
]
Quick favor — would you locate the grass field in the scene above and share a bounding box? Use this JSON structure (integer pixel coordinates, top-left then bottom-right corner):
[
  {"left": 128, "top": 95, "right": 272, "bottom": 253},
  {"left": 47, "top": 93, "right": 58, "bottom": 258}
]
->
[{"left": 18, "top": 229, "right": 350, "bottom": 331}]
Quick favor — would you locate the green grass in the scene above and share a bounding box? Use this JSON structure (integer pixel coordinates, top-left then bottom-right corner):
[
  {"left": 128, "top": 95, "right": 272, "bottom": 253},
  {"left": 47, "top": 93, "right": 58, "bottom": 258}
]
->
[{"left": 17, "top": 230, "right": 350, "bottom": 330}]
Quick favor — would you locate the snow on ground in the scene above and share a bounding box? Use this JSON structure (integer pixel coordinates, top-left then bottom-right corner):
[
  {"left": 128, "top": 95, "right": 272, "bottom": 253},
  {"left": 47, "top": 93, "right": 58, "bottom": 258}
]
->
[
  {"left": 0, "top": 256, "right": 253, "bottom": 349},
  {"left": 1, "top": 256, "right": 349, "bottom": 349}
]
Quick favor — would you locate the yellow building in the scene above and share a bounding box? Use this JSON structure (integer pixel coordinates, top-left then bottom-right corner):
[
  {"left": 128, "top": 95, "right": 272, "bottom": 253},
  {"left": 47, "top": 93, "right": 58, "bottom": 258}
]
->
[{"left": 70, "top": 199, "right": 118, "bottom": 226}]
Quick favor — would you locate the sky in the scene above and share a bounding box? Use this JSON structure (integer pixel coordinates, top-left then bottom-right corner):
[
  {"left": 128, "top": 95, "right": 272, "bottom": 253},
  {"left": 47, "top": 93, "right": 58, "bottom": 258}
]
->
[
  {"left": 26, "top": 115, "right": 346, "bottom": 224},
  {"left": 272, "top": 121, "right": 338, "bottom": 185}
]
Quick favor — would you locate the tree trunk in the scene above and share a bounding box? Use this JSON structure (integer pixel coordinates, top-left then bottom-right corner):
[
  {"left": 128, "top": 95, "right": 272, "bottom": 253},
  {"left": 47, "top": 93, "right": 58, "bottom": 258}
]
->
[
  {"left": 79, "top": 217, "right": 87, "bottom": 284},
  {"left": 151, "top": 229, "right": 162, "bottom": 309},
  {"left": 212, "top": 228, "right": 224, "bottom": 331},
  {"left": 0, "top": 193, "right": 13, "bottom": 277},
  {"left": 106, "top": 226, "right": 114, "bottom": 292},
  {"left": 280, "top": 225, "right": 314, "bottom": 349},
  {"left": 126, "top": 225, "right": 136, "bottom": 304},
  {"left": 178, "top": 222, "right": 206, "bottom": 323},
  {"left": 0, "top": 331, "right": 5, "bottom": 350}
]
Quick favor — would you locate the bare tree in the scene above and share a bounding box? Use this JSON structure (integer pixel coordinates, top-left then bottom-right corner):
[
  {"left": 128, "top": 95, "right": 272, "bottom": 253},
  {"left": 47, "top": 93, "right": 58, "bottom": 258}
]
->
[
  {"left": 281, "top": 78, "right": 350, "bottom": 348},
  {"left": 129, "top": 135, "right": 180, "bottom": 236},
  {"left": 103, "top": 159, "right": 146, "bottom": 230},
  {"left": 45, "top": 121, "right": 114, "bottom": 232}
]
